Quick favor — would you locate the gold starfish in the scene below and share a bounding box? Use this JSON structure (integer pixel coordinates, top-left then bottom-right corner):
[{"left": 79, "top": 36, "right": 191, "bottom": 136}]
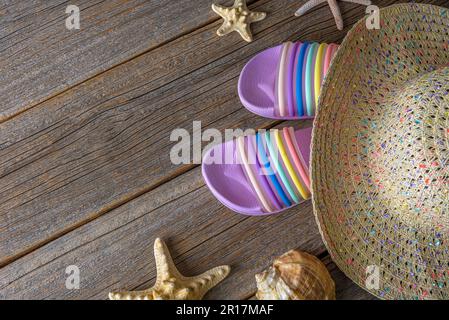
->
[
  {"left": 109, "top": 238, "right": 231, "bottom": 300},
  {"left": 295, "top": 0, "right": 371, "bottom": 30},
  {"left": 212, "top": 0, "right": 266, "bottom": 42}
]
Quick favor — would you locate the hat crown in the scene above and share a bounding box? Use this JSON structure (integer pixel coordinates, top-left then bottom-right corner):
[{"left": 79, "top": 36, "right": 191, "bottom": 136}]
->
[
  {"left": 376, "top": 67, "right": 448, "bottom": 227},
  {"left": 312, "top": 3, "right": 449, "bottom": 299}
]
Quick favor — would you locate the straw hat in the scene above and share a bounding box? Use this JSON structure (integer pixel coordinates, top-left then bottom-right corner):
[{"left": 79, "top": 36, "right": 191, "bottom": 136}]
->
[{"left": 311, "top": 3, "right": 449, "bottom": 299}]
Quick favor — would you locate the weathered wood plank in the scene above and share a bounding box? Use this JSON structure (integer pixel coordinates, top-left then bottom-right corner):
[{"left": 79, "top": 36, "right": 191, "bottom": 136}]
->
[
  {"left": 0, "top": 164, "right": 377, "bottom": 299},
  {"left": 0, "top": 0, "right": 372, "bottom": 265},
  {"left": 0, "top": 166, "right": 328, "bottom": 300},
  {"left": 0, "top": 120, "right": 377, "bottom": 300},
  {"left": 1, "top": 0, "right": 446, "bottom": 300},
  {"left": 0, "top": 0, "right": 228, "bottom": 121}
]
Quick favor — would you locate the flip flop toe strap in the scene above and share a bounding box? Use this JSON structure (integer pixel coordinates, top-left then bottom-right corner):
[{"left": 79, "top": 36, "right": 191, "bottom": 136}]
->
[
  {"left": 275, "top": 41, "right": 339, "bottom": 118},
  {"left": 237, "top": 128, "right": 311, "bottom": 213}
]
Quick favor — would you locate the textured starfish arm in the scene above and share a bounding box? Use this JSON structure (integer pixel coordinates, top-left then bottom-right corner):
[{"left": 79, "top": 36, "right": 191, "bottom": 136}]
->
[
  {"left": 236, "top": 23, "right": 254, "bottom": 42},
  {"left": 173, "top": 288, "right": 192, "bottom": 300},
  {"left": 328, "top": 0, "right": 344, "bottom": 30},
  {"left": 188, "top": 265, "right": 231, "bottom": 299},
  {"left": 217, "top": 23, "right": 233, "bottom": 37},
  {"left": 249, "top": 11, "right": 267, "bottom": 23},
  {"left": 211, "top": 4, "right": 228, "bottom": 17},
  {"left": 234, "top": 0, "right": 246, "bottom": 9},
  {"left": 109, "top": 288, "right": 156, "bottom": 300},
  {"left": 342, "top": 0, "right": 371, "bottom": 5},
  {"left": 295, "top": 0, "right": 327, "bottom": 17},
  {"left": 154, "top": 238, "right": 182, "bottom": 282}
]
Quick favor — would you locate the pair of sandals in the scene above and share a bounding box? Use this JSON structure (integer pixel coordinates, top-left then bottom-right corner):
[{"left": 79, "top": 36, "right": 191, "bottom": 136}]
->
[{"left": 202, "top": 41, "right": 338, "bottom": 216}]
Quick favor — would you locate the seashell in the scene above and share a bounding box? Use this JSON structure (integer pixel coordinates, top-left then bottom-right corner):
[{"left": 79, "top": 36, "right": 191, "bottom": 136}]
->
[{"left": 255, "top": 250, "right": 335, "bottom": 300}]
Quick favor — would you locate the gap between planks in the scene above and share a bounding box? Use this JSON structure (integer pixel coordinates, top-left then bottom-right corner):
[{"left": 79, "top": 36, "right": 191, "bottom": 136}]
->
[
  {"left": 0, "top": 0, "right": 261, "bottom": 123},
  {"left": 0, "top": 0, "right": 444, "bottom": 296},
  {"left": 0, "top": 0, "right": 344, "bottom": 266},
  {"left": 0, "top": 0, "right": 412, "bottom": 268},
  {"left": 0, "top": 164, "right": 323, "bottom": 299}
]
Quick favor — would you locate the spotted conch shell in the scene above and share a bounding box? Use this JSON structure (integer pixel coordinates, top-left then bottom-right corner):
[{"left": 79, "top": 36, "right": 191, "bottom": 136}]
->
[{"left": 255, "top": 250, "right": 336, "bottom": 300}]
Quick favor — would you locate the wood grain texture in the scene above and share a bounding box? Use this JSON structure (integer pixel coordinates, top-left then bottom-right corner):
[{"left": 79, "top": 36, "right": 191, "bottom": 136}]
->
[
  {"left": 1, "top": 0, "right": 448, "bottom": 300},
  {"left": 0, "top": 0, "right": 230, "bottom": 122},
  {"left": 0, "top": 166, "right": 374, "bottom": 299},
  {"left": 0, "top": 0, "right": 373, "bottom": 265}
]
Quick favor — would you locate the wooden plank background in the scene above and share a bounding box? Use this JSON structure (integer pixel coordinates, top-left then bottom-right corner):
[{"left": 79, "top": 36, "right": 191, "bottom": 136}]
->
[{"left": 0, "top": 0, "right": 446, "bottom": 300}]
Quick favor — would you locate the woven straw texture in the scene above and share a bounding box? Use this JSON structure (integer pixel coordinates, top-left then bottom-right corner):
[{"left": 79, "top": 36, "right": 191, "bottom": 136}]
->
[{"left": 311, "top": 3, "right": 449, "bottom": 300}]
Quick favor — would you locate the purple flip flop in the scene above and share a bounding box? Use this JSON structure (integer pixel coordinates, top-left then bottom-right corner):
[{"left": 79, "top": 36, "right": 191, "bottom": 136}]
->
[
  {"left": 202, "top": 127, "right": 312, "bottom": 216},
  {"left": 238, "top": 41, "right": 339, "bottom": 119}
]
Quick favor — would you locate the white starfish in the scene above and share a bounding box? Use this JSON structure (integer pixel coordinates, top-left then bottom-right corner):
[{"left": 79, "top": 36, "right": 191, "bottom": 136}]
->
[
  {"left": 295, "top": 0, "right": 372, "bottom": 31},
  {"left": 109, "top": 238, "right": 230, "bottom": 300},
  {"left": 212, "top": 0, "right": 266, "bottom": 42}
]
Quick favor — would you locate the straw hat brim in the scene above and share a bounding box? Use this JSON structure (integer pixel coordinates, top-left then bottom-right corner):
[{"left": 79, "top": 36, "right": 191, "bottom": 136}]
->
[{"left": 311, "top": 3, "right": 449, "bottom": 300}]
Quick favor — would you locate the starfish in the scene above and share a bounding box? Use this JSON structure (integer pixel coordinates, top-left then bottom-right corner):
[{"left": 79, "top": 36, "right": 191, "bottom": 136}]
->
[
  {"left": 212, "top": 0, "right": 266, "bottom": 42},
  {"left": 295, "top": 0, "right": 371, "bottom": 31},
  {"left": 109, "top": 238, "right": 231, "bottom": 300}
]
